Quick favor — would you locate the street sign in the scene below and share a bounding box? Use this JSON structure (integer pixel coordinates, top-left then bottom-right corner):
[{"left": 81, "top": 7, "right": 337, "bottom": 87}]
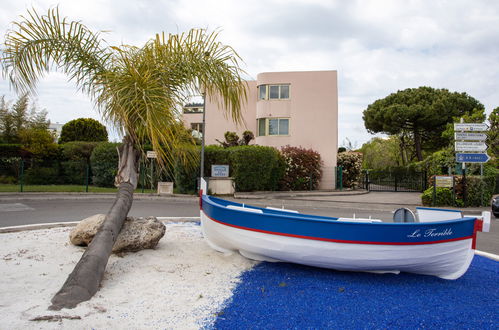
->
[
  {"left": 454, "top": 141, "right": 487, "bottom": 152},
  {"left": 456, "top": 153, "right": 490, "bottom": 163},
  {"left": 146, "top": 151, "right": 157, "bottom": 158},
  {"left": 454, "top": 132, "right": 487, "bottom": 141},
  {"left": 454, "top": 123, "right": 489, "bottom": 132}
]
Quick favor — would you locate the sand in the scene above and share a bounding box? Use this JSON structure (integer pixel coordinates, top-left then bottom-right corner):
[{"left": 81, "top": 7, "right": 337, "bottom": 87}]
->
[{"left": 0, "top": 222, "right": 256, "bottom": 329}]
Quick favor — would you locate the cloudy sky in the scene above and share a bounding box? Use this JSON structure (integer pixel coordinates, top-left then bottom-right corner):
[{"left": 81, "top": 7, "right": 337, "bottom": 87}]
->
[{"left": 1, "top": 0, "right": 498, "bottom": 146}]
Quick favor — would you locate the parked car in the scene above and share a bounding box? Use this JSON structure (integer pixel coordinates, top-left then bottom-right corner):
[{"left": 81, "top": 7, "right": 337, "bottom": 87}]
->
[{"left": 492, "top": 195, "right": 499, "bottom": 218}]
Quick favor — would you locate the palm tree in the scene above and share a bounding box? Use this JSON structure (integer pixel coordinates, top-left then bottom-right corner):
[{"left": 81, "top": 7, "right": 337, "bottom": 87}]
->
[{"left": 1, "top": 8, "right": 246, "bottom": 310}]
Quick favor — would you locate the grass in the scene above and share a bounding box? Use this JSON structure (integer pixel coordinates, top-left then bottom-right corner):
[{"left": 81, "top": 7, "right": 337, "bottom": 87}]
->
[{"left": 0, "top": 184, "right": 159, "bottom": 193}]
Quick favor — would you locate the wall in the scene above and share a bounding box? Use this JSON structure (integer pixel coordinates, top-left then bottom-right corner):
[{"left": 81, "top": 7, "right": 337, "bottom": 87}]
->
[
  {"left": 255, "top": 71, "right": 338, "bottom": 189},
  {"left": 182, "top": 70, "right": 338, "bottom": 189}
]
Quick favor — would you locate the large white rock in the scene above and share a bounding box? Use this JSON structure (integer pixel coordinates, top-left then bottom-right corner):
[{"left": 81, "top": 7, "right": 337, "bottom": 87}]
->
[{"left": 70, "top": 214, "right": 166, "bottom": 253}]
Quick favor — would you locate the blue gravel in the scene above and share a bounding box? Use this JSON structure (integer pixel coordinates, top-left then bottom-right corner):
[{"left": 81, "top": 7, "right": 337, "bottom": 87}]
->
[{"left": 214, "top": 255, "right": 498, "bottom": 329}]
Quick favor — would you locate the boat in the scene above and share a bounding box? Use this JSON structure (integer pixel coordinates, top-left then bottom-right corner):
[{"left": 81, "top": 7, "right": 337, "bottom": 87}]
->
[{"left": 199, "top": 182, "right": 491, "bottom": 280}]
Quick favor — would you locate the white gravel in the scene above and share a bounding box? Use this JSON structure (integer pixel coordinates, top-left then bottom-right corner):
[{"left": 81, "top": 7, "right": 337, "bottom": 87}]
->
[{"left": 0, "top": 223, "right": 256, "bottom": 329}]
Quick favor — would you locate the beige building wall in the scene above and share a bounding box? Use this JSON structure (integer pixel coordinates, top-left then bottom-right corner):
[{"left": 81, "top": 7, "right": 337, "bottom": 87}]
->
[
  {"left": 182, "top": 71, "right": 338, "bottom": 189},
  {"left": 255, "top": 71, "right": 338, "bottom": 189}
]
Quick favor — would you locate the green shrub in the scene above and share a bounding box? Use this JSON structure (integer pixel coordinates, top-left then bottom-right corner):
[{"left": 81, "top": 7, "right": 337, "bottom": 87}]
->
[
  {"left": 421, "top": 187, "right": 456, "bottom": 206},
  {"left": 90, "top": 142, "right": 120, "bottom": 187},
  {"left": 60, "top": 160, "right": 89, "bottom": 185},
  {"left": 228, "top": 145, "right": 283, "bottom": 192},
  {"left": 279, "top": 146, "right": 322, "bottom": 190},
  {"left": 337, "top": 152, "right": 363, "bottom": 188},
  {"left": 204, "top": 145, "right": 230, "bottom": 177},
  {"left": 465, "top": 176, "right": 495, "bottom": 207},
  {"left": 422, "top": 175, "right": 494, "bottom": 207},
  {"left": 24, "top": 166, "right": 59, "bottom": 185},
  {"left": 59, "top": 142, "right": 98, "bottom": 185},
  {"left": 59, "top": 118, "right": 108, "bottom": 143},
  {"left": 61, "top": 141, "right": 99, "bottom": 161},
  {"left": 174, "top": 147, "right": 199, "bottom": 194},
  {"left": 0, "top": 144, "right": 23, "bottom": 158}
]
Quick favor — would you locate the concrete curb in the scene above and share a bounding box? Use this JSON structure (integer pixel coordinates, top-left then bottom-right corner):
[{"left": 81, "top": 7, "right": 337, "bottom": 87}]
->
[{"left": 475, "top": 250, "right": 499, "bottom": 262}]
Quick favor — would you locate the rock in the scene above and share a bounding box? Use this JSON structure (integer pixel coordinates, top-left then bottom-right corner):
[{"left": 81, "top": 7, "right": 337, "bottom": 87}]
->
[{"left": 70, "top": 214, "right": 166, "bottom": 253}]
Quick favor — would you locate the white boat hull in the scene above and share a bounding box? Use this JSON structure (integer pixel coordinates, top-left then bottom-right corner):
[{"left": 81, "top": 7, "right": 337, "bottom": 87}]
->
[{"left": 201, "top": 210, "right": 475, "bottom": 280}]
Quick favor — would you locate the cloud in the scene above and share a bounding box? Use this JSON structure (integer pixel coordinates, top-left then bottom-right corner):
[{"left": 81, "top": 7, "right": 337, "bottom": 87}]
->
[{"left": 0, "top": 0, "right": 498, "bottom": 146}]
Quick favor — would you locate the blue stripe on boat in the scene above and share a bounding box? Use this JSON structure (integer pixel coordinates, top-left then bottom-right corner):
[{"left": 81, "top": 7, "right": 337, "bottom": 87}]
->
[{"left": 202, "top": 195, "right": 476, "bottom": 245}]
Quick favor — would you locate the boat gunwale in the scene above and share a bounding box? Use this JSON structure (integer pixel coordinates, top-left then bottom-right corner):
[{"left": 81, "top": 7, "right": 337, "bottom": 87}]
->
[{"left": 203, "top": 195, "right": 476, "bottom": 228}]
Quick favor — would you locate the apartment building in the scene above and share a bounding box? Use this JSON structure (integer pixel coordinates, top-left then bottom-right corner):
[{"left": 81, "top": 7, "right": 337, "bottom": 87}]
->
[{"left": 182, "top": 70, "right": 338, "bottom": 189}]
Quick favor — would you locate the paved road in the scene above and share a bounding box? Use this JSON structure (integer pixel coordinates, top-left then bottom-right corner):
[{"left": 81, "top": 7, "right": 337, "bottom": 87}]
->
[{"left": 0, "top": 192, "right": 497, "bottom": 254}]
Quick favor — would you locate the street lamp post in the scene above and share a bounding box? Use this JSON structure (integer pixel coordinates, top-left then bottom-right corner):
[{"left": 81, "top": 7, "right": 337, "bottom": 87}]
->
[{"left": 200, "top": 92, "right": 206, "bottom": 188}]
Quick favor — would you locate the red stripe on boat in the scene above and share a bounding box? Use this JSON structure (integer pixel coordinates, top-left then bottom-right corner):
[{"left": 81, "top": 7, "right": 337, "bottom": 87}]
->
[
  {"left": 472, "top": 219, "right": 483, "bottom": 250},
  {"left": 204, "top": 213, "right": 473, "bottom": 246}
]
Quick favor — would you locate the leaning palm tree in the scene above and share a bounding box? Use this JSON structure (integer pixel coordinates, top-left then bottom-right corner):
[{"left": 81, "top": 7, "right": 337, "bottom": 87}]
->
[{"left": 1, "top": 8, "right": 246, "bottom": 310}]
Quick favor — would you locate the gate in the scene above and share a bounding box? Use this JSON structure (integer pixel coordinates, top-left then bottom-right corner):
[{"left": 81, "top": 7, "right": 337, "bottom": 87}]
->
[{"left": 362, "top": 170, "right": 427, "bottom": 192}]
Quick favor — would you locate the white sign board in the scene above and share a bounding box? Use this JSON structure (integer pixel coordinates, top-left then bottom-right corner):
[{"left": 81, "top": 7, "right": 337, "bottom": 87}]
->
[
  {"left": 454, "top": 132, "right": 487, "bottom": 141},
  {"left": 454, "top": 141, "right": 487, "bottom": 152},
  {"left": 146, "top": 151, "right": 157, "bottom": 158},
  {"left": 211, "top": 165, "right": 229, "bottom": 177},
  {"left": 454, "top": 123, "right": 489, "bottom": 132}
]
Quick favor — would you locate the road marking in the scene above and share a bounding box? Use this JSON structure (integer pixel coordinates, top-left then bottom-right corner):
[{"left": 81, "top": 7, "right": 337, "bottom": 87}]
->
[{"left": 0, "top": 203, "right": 35, "bottom": 212}]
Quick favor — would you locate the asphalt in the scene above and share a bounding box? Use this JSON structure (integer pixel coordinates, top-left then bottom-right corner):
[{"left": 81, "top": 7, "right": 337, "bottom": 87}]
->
[{"left": 1, "top": 189, "right": 497, "bottom": 254}]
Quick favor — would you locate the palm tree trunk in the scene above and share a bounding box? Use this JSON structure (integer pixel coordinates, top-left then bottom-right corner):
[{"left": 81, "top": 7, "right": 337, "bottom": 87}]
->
[{"left": 49, "top": 137, "right": 139, "bottom": 310}]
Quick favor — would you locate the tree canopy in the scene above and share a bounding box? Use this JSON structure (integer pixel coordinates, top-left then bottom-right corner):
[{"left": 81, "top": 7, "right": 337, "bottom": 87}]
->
[
  {"left": 59, "top": 118, "right": 108, "bottom": 143},
  {"left": 362, "top": 87, "right": 484, "bottom": 161},
  {"left": 0, "top": 94, "right": 49, "bottom": 143},
  {"left": 488, "top": 107, "right": 498, "bottom": 162}
]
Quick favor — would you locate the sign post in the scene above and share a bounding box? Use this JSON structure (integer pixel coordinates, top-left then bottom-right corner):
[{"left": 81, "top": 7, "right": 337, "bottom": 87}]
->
[{"left": 454, "top": 121, "right": 489, "bottom": 207}]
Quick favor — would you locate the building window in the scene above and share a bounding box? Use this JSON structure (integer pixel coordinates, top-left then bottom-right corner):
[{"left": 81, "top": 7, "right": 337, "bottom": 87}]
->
[
  {"left": 257, "top": 118, "right": 289, "bottom": 136},
  {"left": 258, "top": 84, "right": 290, "bottom": 100},
  {"left": 183, "top": 103, "right": 204, "bottom": 113},
  {"left": 191, "top": 123, "right": 203, "bottom": 134}
]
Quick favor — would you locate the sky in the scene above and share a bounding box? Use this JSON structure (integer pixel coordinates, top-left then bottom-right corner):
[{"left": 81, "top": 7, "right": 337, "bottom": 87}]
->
[{"left": 1, "top": 0, "right": 498, "bottom": 146}]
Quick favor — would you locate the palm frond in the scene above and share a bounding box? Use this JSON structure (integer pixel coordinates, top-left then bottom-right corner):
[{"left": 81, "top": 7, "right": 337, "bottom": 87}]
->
[{"left": 1, "top": 7, "right": 111, "bottom": 96}]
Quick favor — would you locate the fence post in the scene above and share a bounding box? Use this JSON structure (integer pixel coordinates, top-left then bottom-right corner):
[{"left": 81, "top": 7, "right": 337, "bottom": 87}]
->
[
  {"left": 462, "top": 164, "right": 467, "bottom": 207},
  {"left": 366, "top": 170, "right": 370, "bottom": 191},
  {"left": 339, "top": 166, "right": 343, "bottom": 191},
  {"left": 141, "top": 161, "right": 145, "bottom": 193},
  {"left": 452, "top": 175, "right": 456, "bottom": 207},
  {"left": 85, "top": 162, "right": 89, "bottom": 193},
  {"left": 19, "top": 160, "right": 24, "bottom": 192},
  {"left": 432, "top": 177, "right": 436, "bottom": 206}
]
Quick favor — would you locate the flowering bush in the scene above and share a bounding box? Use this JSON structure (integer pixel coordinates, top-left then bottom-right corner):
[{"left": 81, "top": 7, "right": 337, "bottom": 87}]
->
[
  {"left": 337, "top": 152, "right": 363, "bottom": 188},
  {"left": 279, "top": 146, "right": 322, "bottom": 190}
]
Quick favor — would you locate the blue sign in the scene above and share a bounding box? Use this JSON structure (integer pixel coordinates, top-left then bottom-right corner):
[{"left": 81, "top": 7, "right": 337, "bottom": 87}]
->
[{"left": 456, "top": 153, "right": 490, "bottom": 163}]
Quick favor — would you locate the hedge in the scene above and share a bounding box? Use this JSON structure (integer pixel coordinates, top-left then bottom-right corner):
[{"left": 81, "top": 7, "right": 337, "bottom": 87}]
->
[
  {"left": 174, "top": 147, "right": 199, "bottom": 194},
  {"left": 90, "top": 142, "right": 121, "bottom": 187},
  {"left": 228, "top": 145, "right": 284, "bottom": 192},
  {"left": 422, "top": 175, "right": 495, "bottom": 207}
]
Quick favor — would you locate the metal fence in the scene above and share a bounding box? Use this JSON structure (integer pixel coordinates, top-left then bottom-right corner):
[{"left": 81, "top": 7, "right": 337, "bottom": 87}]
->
[
  {"left": 361, "top": 169, "right": 428, "bottom": 192},
  {"left": 0, "top": 157, "right": 165, "bottom": 193}
]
